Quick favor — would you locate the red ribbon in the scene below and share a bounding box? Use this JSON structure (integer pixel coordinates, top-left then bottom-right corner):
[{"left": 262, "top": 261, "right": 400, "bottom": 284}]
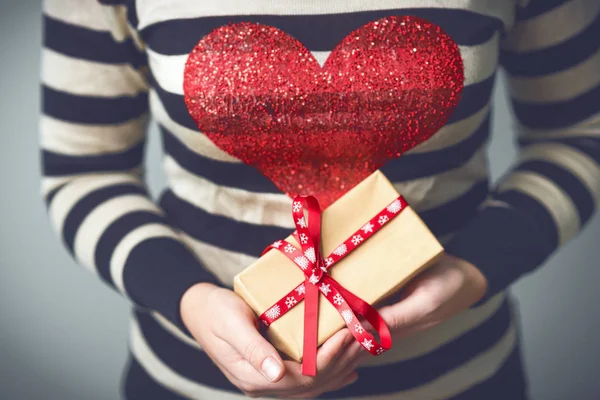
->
[{"left": 260, "top": 195, "right": 408, "bottom": 375}]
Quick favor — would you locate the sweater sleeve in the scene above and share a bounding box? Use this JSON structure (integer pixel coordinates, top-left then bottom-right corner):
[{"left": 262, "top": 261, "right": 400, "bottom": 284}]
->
[
  {"left": 41, "top": 0, "right": 221, "bottom": 331},
  {"left": 444, "top": 0, "right": 600, "bottom": 301}
]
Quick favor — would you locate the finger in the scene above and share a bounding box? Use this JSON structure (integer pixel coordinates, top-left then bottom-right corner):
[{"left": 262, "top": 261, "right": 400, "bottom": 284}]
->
[
  {"left": 315, "top": 328, "right": 355, "bottom": 373},
  {"left": 236, "top": 360, "right": 314, "bottom": 398},
  {"left": 219, "top": 317, "right": 285, "bottom": 383}
]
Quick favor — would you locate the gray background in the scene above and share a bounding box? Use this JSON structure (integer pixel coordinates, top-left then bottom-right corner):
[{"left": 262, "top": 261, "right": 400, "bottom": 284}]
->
[{"left": 1, "top": 1, "right": 599, "bottom": 399}]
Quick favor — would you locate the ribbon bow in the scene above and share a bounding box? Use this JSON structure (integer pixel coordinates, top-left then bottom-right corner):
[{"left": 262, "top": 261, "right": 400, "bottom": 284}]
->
[{"left": 260, "top": 195, "right": 408, "bottom": 375}]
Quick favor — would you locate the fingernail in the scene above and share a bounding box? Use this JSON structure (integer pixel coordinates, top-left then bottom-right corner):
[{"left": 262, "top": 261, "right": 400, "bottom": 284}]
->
[{"left": 261, "top": 357, "right": 282, "bottom": 382}]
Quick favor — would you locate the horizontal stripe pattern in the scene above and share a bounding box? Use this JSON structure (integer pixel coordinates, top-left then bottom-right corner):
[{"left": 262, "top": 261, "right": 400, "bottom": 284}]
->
[
  {"left": 159, "top": 176, "right": 488, "bottom": 260},
  {"left": 487, "top": 0, "right": 600, "bottom": 278},
  {"left": 163, "top": 147, "right": 488, "bottom": 230},
  {"left": 40, "top": 114, "right": 148, "bottom": 156},
  {"left": 147, "top": 32, "right": 499, "bottom": 96},
  {"left": 41, "top": 0, "right": 220, "bottom": 338},
  {"left": 129, "top": 297, "right": 517, "bottom": 399},
  {"left": 40, "top": 1, "right": 600, "bottom": 399},
  {"left": 156, "top": 101, "right": 492, "bottom": 193},
  {"left": 140, "top": 6, "right": 504, "bottom": 54},
  {"left": 43, "top": 14, "right": 146, "bottom": 68},
  {"left": 148, "top": 292, "right": 506, "bottom": 367},
  {"left": 42, "top": 85, "right": 148, "bottom": 125},
  {"left": 45, "top": 0, "right": 131, "bottom": 41},
  {"left": 42, "top": 48, "right": 149, "bottom": 98},
  {"left": 502, "top": 0, "right": 600, "bottom": 53},
  {"left": 151, "top": 70, "right": 494, "bottom": 132},
  {"left": 500, "top": 6, "right": 600, "bottom": 77}
]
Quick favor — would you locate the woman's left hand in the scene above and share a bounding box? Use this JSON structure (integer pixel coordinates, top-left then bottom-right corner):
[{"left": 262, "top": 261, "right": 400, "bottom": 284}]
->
[
  {"left": 339, "top": 253, "right": 489, "bottom": 366},
  {"left": 375, "top": 253, "right": 488, "bottom": 343},
  {"left": 304, "top": 253, "right": 488, "bottom": 384}
]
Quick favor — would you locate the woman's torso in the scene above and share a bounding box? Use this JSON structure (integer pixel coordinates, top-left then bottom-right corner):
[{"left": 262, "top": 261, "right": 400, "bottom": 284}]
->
[{"left": 127, "top": 1, "right": 524, "bottom": 399}]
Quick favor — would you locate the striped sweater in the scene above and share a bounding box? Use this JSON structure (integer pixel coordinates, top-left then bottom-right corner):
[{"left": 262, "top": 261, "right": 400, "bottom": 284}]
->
[{"left": 41, "top": 0, "right": 600, "bottom": 399}]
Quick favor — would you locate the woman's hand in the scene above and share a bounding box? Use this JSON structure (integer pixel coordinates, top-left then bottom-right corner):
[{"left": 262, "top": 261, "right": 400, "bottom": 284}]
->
[
  {"left": 350, "top": 253, "right": 488, "bottom": 366},
  {"left": 377, "top": 253, "right": 488, "bottom": 341},
  {"left": 180, "top": 283, "right": 359, "bottom": 398}
]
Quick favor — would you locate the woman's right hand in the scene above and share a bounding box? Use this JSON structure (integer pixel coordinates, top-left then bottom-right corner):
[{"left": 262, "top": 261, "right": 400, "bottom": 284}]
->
[{"left": 180, "top": 282, "right": 360, "bottom": 398}]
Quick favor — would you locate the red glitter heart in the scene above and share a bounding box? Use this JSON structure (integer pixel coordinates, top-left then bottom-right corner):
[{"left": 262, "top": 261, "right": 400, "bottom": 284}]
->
[{"left": 184, "top": 16, "right": 464, "bottom": 208}]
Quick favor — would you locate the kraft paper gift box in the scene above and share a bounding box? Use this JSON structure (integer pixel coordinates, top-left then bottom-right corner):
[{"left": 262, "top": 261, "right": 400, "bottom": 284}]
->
[{"left": 233, "top": 170, "right": 444, "bottom": 362}]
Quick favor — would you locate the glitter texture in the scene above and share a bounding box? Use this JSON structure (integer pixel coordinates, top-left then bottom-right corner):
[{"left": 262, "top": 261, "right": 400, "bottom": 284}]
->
[{"left": 183, "top": 16, "right": 464, "bottom": 208}]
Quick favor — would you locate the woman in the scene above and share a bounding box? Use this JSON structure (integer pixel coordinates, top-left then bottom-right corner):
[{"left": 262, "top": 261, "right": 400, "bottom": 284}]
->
[{"left": 41, "top": 0, "right": 600, "bottom": 398}]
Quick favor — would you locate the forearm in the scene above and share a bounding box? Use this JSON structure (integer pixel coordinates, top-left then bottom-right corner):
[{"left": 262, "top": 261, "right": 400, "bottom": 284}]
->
[{"left": 447, "top": 0, "right": 600, "bottom": 300}]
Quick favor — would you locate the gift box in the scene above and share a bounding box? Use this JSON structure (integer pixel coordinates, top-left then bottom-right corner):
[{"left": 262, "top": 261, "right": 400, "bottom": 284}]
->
[{"left": 233, "top": 170, "right": 444, "bottom": 362}]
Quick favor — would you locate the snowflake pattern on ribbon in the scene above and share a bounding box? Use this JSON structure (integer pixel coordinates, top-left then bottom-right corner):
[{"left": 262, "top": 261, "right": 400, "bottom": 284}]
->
[
  {"left": 387, "top": 199, "right": 403, "bottom": 214},
  {"left": 297, "top": 217, "right": 307, "bottom": 228},
  {"left": 285, "top": 296, "right": 298, "bottom": 308},
  {"left": 295, "top": 284, "right": 306, "bottom": 295},
  {"left": 351, "top": 234, "right": 364, "bottom": 245},
  {"left": 361, "top": 222, "right": 374, "bottom": 234},
  {"left": 272, "top": 240, "right": 282, "bottom": 248},
  {"left": 265, "top": 305, "right": 281, "bottom": 320},
  {"left": 332, "top": 244, "right": 347, "bottom": 256},
  {"left": 320, "top": 283, "right": 331, "bottom": 296},
  {"left": 378, "top": 215, "right": 389, "bottom": 225},
  {"left": 294, "top": 256, "right": 310, "bottom": 270},
  {"left": 362, "top": 339, "right": 374, "bottom": 351},
  {"left": 293, "top": 201, "right": 302, "bottom": 213},
  {"left": 333, "top": 293, "right": 344, "bottom": 305},
  {"left": 355, "top": 323, "right": 365, "bottom": 334},
  {"left": 299, "top": 233, "right": 309, "bottom": 244},
  {"left": 341, "top": 310, "right": 354, "bottom": 324},
  {"left": 304, "top": 247, "right": 316, "bottom": 263},
  {"left": 284, "top": 243, "right": 296, "bottom": 253}
]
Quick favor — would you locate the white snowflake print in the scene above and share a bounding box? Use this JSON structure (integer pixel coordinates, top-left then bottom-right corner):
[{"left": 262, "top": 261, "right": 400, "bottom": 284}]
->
[
  {"left": 319, "top": 283, "right": 331, "bottom": 296},
  {"left": 361, "top": 338, "right": 374, "bottom": 351},
  {"left": 333, "top": 293, "right": 344, "bottom": 305},
  {"left": 284, "top": 243, "right": 296, "bottom": 253},
  {"left": 354, "top": 323, "right": 365, "bottom": 334},
  {"left": 332, "top": 244, "right": 347, "bottom": 256},
  {"left": 296, "top": 217, "right": 307, "bottom": 228},
  {"left": 341, "top": 310, "right": 354, "bottom": 324},
  {"left": 304, "top": 247, "right": 316, "bottom": 263},
  {"left": 309, "top": 274, "right": 320, "bottom": 285},
  {"left": 295, "top": 284, "right": 306, "bottom": 295},
  {"left": 261, "top": 319, "right": 270, "bottom": 326},
  {"left": 351, "top": 234, "right": 364, "bottom": 246},
  {"left": 386, "top": 199, "right": 402, "bottom": 214},
  {"left": 292, "top": 201, "right": 302, "bottom": 213},
  {"left": 272, "top": 240, "right": 282, "bottom": 249},
  {"left": 376, "top": 347, "right": 386, "bottom": 355},
  {"left": 265, "top": 305, "right": 281, "bottom": 320},
  {"left": 294, "top": 256, "right": 310, "bottom": 270},
  {"left": 324, "top": 257, "right": 334, "bottom": 267},
  {"left": 378, "top": 215, "right": 389, "bottom": 225},
  {"left": 285, "top": 296, "right": 297, "bottom": 308},
  {"left": 361, "top": 222, "right": 374, "bottom": 234},
  {"left": 299, "top": 233, "right": 309, "bottom": 244}
]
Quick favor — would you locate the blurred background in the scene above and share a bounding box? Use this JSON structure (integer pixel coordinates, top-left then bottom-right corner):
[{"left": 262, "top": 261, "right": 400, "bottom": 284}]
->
[{"left": 1, "top": 1, "right": 600, "bottom": 399}]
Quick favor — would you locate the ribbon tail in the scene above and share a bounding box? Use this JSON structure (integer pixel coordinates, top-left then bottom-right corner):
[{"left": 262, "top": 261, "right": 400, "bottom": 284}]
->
[
  {"left": 332, "top": 279, "right": 392, "bottom": 351},
  {"left": 302, "top": 279, "right": 319, "bottom": 376}
]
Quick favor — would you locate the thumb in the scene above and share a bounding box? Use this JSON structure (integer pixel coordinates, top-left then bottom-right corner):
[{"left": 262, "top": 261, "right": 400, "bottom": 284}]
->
[{"left": 222, "top": 312, "right": 286, "bottom": 383}]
